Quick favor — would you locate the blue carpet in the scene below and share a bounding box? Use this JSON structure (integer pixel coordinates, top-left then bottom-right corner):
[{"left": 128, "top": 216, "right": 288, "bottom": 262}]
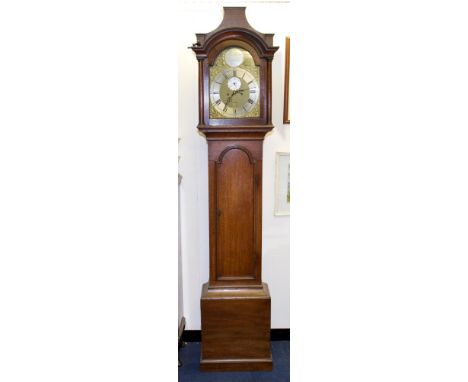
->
[{"left": 178, "top": 341, "right": 290, "bottom": 381}]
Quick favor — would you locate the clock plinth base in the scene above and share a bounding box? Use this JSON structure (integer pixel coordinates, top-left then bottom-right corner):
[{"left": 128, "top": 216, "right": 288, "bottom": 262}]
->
[
  {"left": 200, "top": 358, "right": 272, "bottom": 372},
  {"left": 200, "top": 282, "right": 272, "bottom": 372}
]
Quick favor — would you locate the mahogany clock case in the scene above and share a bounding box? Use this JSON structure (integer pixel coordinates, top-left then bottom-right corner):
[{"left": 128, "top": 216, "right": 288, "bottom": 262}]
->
[{"left": 190, "top": 7, "right": 279, "bottom": 372}]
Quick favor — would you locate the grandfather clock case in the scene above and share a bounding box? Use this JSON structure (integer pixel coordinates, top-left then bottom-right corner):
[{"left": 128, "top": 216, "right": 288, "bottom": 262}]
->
[{"left": 191, "top": 7, "right": 278, "bottom": 372}]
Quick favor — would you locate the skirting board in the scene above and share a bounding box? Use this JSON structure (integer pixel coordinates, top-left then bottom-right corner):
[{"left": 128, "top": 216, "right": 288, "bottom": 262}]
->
[{"left": 182, "top": 328, "right": 289, "bottom": 342}]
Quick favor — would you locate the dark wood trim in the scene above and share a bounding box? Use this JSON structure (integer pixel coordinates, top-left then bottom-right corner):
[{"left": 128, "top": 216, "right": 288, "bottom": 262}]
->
[
  {"left": 283, "top": 37, "right": 290, "bottom": 124},
  {"left": 182, "top": 329, "right": 290, "bottom": 342},
  {"left": 198, "top": 126, "right": 273, "bottom": 141}
]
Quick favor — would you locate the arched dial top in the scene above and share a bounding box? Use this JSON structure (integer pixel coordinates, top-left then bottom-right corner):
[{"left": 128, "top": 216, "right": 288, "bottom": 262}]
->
[{"left": 209, "top": 47, "right": 260, "bottom": 119}]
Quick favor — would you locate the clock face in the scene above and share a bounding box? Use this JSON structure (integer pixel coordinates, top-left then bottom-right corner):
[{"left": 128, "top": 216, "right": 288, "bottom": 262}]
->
[{"left": 209, "top": 47, "right": 260, "bottom": 119}]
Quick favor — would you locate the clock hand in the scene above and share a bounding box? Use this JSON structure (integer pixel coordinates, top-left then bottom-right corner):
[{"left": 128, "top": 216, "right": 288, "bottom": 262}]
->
[
  {"left": 225, "top": 87, "right": 251, "bottom": 107},
  {"left": 226, "top": 93, "right": 234, "bottom": 105},
  {"left": 230, "top": 88, "right": 247, "bottom": 98},
  {"left": 226, "top": 89, "right": 240, "bottom": 105}
]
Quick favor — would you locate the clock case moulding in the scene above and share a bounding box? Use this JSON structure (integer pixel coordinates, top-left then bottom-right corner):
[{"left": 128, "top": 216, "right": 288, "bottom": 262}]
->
[{"left": 190, "top": 7, "right": 279, "bottom": 372}]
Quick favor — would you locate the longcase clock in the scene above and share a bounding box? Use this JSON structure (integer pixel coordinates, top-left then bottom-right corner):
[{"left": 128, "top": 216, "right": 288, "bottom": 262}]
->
[{"left": 190, "top": 7, "right": 278, "bottom": 372}]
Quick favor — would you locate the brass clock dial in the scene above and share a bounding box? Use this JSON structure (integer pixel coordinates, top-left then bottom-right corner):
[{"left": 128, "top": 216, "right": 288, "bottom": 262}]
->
[{"left": 209, "top": 47, "right": 260, "bottom": 119}]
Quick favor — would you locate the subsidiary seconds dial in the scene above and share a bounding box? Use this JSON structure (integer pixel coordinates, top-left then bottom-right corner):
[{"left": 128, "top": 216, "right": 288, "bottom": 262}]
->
[{"left": 210, "top": 68, "right": 260, "bottom": 118}]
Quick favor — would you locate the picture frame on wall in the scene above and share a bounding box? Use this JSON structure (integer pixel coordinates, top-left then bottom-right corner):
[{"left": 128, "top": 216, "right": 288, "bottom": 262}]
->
[
  {"left": 275, "top": 152, "right": 290, "bottom": 216},
  {"left": 283, "top": 37, "right": 290, "bottom": 124}
]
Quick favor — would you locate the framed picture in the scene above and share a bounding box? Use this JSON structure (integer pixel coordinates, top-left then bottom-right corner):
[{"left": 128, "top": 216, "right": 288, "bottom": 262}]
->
[
  {"left": 283, "top": 37, "right": 290, "bottom": 124},
  {"left": 275, "top": 152, "right": 290, "bottom": 216}
]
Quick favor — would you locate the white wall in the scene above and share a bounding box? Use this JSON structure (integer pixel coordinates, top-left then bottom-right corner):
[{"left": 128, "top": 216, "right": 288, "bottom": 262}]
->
[{"left": 178, "top": 2, "right": 290, "bottom": 330}]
